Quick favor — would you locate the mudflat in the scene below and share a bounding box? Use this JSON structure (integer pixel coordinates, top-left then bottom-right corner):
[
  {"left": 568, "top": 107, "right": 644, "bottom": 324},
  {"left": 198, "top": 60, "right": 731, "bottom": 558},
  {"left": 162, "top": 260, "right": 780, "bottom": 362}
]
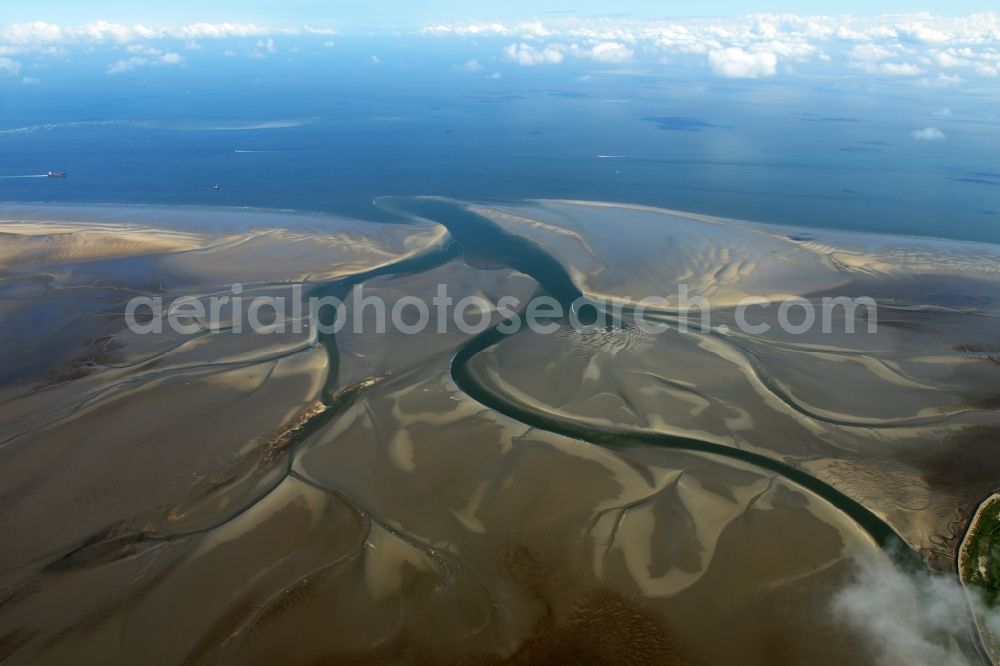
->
[{"left": 1, "top": 199, "right": 998, "bottom": 664}]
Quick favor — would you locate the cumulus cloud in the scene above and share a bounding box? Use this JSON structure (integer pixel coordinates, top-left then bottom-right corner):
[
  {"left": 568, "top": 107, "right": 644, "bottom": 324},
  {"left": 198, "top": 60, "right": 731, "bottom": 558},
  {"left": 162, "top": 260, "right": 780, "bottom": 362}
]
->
[
  {"left": 708, "top": 47, "right": 778, "bottom": 78},
  {"left": 503, "top": 40, "right": 634, "bottom": 66},
  {"left": 459, "top": 58, "right": 482, "bottom": 71},
  {"left": 126, "top": 44, "right": 162, "bottom": 56},
  {"left": 0, "top": 56, "right": 21, "bottom": 76},
  {"left": 851, "top": 44, "right": 894, "bottom": 61},
  {"left": 78, "top": 20, "right": 156, "bottom": 42},
  {"left": 504, "top": 42, "right": 564, "bottom": 65},
  {"left": 170, "top": 22, "right": 268, "bottom": 40},
  {"left": 303, "top": 26, "right": 337, "bottom": 36},
  {"left": 832, "top": 550, "right": 997, "bottom": 666},
  {"left": 880, "top": 62, "right": 923, "bottom": 75},
  {"left": 421, "top": 12, "right": 1000, "bottom": 84},
  {"left": 584, "top": 41, "right": 633, "bottom": 63},
  {"left": 911, "top": 127, "right": 947, "bottom": 140},
  {"left": 249, "top": 37, "right": 277, "bottom": 58},
  {"left": 106, "top": 57, "right": 150, "bottom": 74},
  {"left": 422, "top": 20, "right": 552, "bottom": 38},
  {"left": 21, "top": 75, "right": 40, "bottom": 85},
  {"left": 1, "top": 21, "right": 63, "bottom": 44},
  {"left": 3, "top": 12, "right": 1000, "bottom": 85},
  {"left": 0, "top": 20, "right": 330, "bottom": 48},
  {"left": 935, "top": 51, "right": 968, "bottom": 68},
  {"left": 107, "top": 52, "right": 183, "bottom": 75},
  {"left": 896, "top": 20, "right": 951, "bottom": 44}
]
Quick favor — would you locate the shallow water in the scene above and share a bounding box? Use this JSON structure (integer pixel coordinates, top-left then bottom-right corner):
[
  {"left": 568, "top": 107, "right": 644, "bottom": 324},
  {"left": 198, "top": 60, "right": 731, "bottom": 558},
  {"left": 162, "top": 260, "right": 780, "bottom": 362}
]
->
[{"left": 3, "top": 53, "right": 999, "bottom": 243}]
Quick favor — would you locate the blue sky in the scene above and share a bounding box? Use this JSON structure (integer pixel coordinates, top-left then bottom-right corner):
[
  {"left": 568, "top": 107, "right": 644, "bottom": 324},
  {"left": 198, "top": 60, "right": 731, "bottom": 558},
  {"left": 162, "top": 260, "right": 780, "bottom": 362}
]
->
[{"left": 5, "top": 1, "right": 999, "bottom": 29}]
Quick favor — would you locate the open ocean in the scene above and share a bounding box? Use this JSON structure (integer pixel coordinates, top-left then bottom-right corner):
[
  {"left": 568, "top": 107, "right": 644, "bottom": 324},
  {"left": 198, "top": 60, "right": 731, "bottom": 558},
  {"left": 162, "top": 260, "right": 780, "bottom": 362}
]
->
[{"left": 2, "top": 38, "right": 998, "bottom": 242}]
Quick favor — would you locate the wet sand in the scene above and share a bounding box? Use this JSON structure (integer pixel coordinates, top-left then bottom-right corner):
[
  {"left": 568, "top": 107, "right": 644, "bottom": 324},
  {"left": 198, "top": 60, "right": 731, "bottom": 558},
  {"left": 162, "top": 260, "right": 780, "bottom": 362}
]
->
[{"left": 0, "top": 199, "right": 997, "bottom": 664}]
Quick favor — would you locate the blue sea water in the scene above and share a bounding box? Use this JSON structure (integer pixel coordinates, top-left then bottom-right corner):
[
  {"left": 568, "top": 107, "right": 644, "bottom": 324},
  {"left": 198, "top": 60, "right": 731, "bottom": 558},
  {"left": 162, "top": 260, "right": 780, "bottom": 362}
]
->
[{"left": 1, "top": 37, "right": 998, "bottom": 242}]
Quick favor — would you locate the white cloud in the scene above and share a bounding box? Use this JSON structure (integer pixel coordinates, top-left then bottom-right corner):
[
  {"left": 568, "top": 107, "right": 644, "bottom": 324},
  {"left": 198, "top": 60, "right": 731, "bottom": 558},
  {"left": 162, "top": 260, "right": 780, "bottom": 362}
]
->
[
  {"left": 422, "top": 22, "right": 505, "bottom": 37},
  {"left": 934, "top": 51, "right": 968, "bottom": 67},
  {"left": 911, "top": 127, "right": 947, "bottom": 140},
  {"left": 106, "top": 51, "right": 182, "bottom": 75},
  {"left": 172, "top": 23, "right": 267, "bottom": 40},
  {"left": 77, "top": 20, "right": 156, "bottom": 42},
  {"left": 896, "top": 21, "right": 950, "bottom": 44},
  {"left": 2, "top": 13, "right": 1000, "bottom": 85},
  {"left": 584, "top": 41, "right": 633, "bottom": 63},
  {"left": 422, "top": 21, "right": 552, "bottom": 38},
  {"left": 504, "top": 43, "right": 564, "bottom": 66},
  {"left": 460, "top": 58, "right": 482, "bottom": 71},
  {"left": 851, "top": 44, "right": 894, "bottom": 62},
  {"left": 419, "top": 13, "right": 1000, "bottom": 83},
  {"left": 21, "top": 75, "right": 40, "bottom": 85},
  {"left": 127, "top": 44, "right": 162, "bottom": 56},
  {"left": 0, "top": 56, "right": 21, "bottom": 75},
  {"left": 0, "top": 21, "right": 63, "bottom": 44},
  {"left": 832, "top": 551, "right": 999, "bottom": 666},
  {"left": 880, "top": 62, "right": 923, "bottom": 75},
  {"left": 370, "top": 55, "right": 379, "bottom": 64},
  {"left": 323, "top": 40, "right": 335, "bottom": 48},
  {"left": 0, "top": 20, "right": 321, "bottom": 47},
  {"left": 107, "top": 57, "right": 147, "bottom": 74},
  {"left": 303, "top": 26, "right": 337, "bottom": 36},
  {"left": 503, "top": 40, "right": 633, "bottom": 66},
  {"left": 708, "top": 46, "right": 777, "bottom": 78}
]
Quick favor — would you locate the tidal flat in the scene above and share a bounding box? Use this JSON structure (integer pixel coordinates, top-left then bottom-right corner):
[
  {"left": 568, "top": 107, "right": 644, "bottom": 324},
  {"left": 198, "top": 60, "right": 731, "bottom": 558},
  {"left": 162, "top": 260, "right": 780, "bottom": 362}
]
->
[{"left": 0, "top": 199, "right": 998, "bottom": 664}]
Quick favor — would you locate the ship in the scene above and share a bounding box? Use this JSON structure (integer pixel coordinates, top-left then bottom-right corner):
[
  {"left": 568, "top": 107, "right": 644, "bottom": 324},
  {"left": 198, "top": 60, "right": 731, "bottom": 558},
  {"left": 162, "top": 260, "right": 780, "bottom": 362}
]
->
[{"left": 47, "top": 171, "right": 67, "bottom": 178}]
